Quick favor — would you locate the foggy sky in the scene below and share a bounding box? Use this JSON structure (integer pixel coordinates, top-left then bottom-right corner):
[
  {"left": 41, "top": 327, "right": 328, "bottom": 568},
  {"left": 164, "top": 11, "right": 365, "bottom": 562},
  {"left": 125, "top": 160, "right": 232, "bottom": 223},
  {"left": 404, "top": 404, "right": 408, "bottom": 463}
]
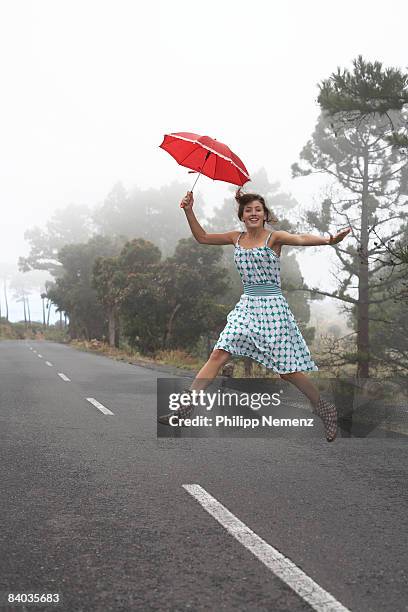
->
[{"left": 1, "top": 0, "right": 407, "bottom": 321}]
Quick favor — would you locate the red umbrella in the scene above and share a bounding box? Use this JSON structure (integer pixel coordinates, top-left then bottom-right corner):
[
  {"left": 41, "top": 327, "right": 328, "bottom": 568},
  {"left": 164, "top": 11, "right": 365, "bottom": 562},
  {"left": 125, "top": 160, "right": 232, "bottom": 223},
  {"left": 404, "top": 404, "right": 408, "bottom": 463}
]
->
[{"left": 159, "top": 132, "right": 251, "bottom": 191}]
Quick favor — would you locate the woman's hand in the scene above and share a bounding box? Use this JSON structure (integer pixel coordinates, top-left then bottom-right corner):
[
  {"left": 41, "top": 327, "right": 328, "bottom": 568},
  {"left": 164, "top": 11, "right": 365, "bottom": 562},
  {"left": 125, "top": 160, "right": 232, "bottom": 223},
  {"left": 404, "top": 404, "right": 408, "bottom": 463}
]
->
[
  {"left": 180, "top": 191, "right": 194, "bottom": 210},
  {"left": 328, "top": 227, "right": 352, "bottom": 245}
]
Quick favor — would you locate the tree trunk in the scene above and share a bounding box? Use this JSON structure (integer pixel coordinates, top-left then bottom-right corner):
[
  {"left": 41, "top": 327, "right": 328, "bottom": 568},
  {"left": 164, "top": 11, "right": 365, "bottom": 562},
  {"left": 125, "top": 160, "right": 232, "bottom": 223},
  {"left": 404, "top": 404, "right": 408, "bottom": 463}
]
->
[
  {"left": 26, "top": 298, "right": 31, "bottom": 325},
  {"left": 108, "top": 306, "right": 116, "bottom": 347},
  {"left": 114, "top": 312, "right": 120, "bottom": 348},
  {"left": 23, "top": 296, "right": 27, "bottom": 325},
  {"left": 357, "top": 149, "right": 370, "bottom": 379},
  {"left": 46, "top": 300, "right": 51, "bottom": 327},
  {"left": 163, "top": 303, "right": 181, "bottom": 349},
  {"left": 3, "top": 280, "right": 9, "bottom": 321},
  {"left": 42, "top": 298, "right": 46, "bottom": 328}
]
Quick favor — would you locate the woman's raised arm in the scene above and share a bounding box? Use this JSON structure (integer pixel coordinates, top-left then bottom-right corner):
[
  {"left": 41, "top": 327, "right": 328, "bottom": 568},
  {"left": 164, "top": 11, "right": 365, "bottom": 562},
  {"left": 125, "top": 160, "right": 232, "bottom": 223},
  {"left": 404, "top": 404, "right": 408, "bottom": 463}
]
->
[{"left": 181, "top": 191, "right": 238, "bottom": 245}]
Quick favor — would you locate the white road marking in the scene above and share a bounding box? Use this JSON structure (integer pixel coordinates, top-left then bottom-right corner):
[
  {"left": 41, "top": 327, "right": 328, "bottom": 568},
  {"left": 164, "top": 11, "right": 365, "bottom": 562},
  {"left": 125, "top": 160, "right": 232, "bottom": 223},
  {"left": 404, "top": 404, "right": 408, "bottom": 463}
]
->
[
  {"left": 45, "top": 361, "right": 53, "bottom": 367},
  {"left": 183, "top": 484, "right": 351, "bottom": 612},
  {"left": 86, "top": 397, "right": 114, "bottom": 416},
  {"left": 58, "top": 373, "right": 71, "bottom": 382},
  {"left": 37, "top": 354, "right": 43, "bottom": 358}
]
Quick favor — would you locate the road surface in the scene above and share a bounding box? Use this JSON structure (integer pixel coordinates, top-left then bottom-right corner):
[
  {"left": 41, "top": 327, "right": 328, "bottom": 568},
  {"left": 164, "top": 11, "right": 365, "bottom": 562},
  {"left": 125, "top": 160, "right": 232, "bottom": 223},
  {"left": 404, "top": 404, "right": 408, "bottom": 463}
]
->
[{"left": 0, "top": 340, "right": 406, "bottom": 611}]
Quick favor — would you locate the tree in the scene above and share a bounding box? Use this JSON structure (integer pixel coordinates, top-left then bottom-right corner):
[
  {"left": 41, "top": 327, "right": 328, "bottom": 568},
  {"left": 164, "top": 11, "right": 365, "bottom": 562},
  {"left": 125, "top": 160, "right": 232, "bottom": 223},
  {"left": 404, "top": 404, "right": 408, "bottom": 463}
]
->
[
  {"left": 92, "top": 239, "right": 161, "bottom": 348},
  {"left": 318, "top": 55, "right": 408, "bottom": 267},
  {"left": 319, "top": 56, "right": 408, "bottom": 119},
  {"left": 293, "top": 58, "right": 408, "bottom": 377},
  {"left": 366, "top": 240, "right": 408, "bottom": 374},
  {"left": 0, "top": 262, "right": 15, "bottom": 321},
  {"left": 47, "top": 235, "right": 125, "bottom": 340},
  {"left": 92, "top": 181, "right": 208, "bottom": 259},
  {"left": 9, "top": 271, "right": 44, "bottom": 325},
  {"left": 19, "top": 204, "right": 94, "bottom": 277},
  {"left": 119, "top": 238, "right": 230, "bottom": 355}
]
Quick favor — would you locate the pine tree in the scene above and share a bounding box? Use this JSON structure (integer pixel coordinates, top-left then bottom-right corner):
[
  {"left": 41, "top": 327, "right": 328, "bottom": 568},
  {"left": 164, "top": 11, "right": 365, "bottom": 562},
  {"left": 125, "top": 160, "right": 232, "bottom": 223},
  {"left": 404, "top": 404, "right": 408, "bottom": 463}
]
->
[{"left": 293, "top": 59, "right": 408, "bottom": 377}]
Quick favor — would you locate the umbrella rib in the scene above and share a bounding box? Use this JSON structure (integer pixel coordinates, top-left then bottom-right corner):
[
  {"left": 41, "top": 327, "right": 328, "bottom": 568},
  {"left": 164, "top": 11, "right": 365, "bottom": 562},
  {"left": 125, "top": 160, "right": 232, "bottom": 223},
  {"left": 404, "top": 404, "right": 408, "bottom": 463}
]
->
[
  {"left": 177, "top": 143, "right": 204, "bottom": 166},
  {"left": 213, "top": 152, "right": 218, "bottom": 182},
  {"left": 168, "top": 134, "right": 250, "bottom": 179}
]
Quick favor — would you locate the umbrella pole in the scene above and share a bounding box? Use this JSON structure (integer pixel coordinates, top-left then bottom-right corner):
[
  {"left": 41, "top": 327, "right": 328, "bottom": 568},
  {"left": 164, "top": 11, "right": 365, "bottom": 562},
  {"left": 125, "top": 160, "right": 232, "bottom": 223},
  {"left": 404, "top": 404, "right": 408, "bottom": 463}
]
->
[
  {"left": 190, "top": 150, "right": 211, "bottom": 192},
  {"left": 190, "top": 171, "right": 202, "bottom": 192}
]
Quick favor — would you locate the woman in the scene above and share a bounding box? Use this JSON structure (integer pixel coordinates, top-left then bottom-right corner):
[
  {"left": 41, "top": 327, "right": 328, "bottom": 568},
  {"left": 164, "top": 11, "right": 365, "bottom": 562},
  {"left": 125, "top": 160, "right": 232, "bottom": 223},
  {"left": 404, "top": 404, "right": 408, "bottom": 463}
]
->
[{"left": 158, "top": 189, "right": 351, "bottom": 442}]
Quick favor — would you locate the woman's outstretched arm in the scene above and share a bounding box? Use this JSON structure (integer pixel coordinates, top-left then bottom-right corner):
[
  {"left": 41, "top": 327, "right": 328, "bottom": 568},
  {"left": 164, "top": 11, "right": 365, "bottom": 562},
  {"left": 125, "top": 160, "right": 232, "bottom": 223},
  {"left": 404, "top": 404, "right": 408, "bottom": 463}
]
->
[
  {"left": 274, "top": 228, "right": 351, "bottom": 247},
  {"left": 180, "top": 191, "right": 238, "bottom": 245}
]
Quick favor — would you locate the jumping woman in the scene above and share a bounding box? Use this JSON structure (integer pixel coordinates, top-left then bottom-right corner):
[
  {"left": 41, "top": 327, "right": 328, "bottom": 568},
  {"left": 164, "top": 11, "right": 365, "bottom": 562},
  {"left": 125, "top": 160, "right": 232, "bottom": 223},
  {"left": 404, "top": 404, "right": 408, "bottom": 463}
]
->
[{"left": 158, "top": 189, "right": 351, "bottom": 442}]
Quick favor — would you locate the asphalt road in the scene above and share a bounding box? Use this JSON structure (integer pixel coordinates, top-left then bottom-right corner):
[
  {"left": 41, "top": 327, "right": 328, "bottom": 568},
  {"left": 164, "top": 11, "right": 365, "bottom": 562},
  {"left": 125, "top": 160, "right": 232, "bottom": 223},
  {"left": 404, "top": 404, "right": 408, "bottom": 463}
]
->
[{"left": 0, "top": 340, "right": 407, "bottom": 612}]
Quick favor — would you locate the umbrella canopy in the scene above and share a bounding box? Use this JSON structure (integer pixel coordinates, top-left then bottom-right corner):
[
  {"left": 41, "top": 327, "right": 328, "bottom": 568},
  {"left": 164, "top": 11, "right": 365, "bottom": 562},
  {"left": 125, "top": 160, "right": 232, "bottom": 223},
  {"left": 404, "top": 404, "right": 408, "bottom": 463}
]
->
[{"left": 159, "top": 132, "right": 250, "bottom": 187}]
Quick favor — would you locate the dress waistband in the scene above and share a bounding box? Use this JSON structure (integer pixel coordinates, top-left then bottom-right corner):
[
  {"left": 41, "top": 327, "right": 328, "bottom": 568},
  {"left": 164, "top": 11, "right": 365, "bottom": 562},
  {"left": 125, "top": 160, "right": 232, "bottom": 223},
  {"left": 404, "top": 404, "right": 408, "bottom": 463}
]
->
[{"left": 243, "top": 282, "right": 282, "bottom": 296}]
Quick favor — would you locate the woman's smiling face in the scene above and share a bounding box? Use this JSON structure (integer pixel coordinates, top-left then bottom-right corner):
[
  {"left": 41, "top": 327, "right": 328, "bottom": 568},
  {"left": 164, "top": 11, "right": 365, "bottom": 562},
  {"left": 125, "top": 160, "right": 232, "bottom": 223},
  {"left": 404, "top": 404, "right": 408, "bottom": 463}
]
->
[{"left": 242, "top": 200, "right": 265, "bottom": 228}]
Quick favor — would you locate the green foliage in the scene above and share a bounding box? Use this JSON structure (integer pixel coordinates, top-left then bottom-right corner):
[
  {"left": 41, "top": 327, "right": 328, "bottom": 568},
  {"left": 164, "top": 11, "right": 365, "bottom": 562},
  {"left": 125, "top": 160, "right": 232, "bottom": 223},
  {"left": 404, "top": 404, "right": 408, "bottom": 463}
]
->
[
  {"left": 318, "top": 55, "right": 408, "bottom": 154},
  {"left": 292, "top": 58, "right": 408, "bottom": 375},
  {"left": 47, "top": 235, "right": 125, "bottom": 340},
  {"left": 118, "top": 238, "right": 230, "bottom": 354},
  {"left": 18, "top": 170, "right": 319, "bottom": 359},
  {"left": 318, "top": 55, "right": 408, "bottom": 118},
  {"left": 92, "top": 239, "right": 161, "bottom": 309},
  {"left": 365, "top": 243, "right": 408, "bottom": 373}
]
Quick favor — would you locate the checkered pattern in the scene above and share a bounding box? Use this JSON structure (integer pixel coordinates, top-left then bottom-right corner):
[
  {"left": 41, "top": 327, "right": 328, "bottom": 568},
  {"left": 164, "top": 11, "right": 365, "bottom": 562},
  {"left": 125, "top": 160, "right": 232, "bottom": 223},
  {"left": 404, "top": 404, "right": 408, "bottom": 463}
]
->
[
  {"left": 158, "top": 389, "right": 194, "bottom": 426},
  {"left": 313, "top": 397, "right": 338, "bottom": 442},
  {"left": 213, "top": 233, "right": 319, "bottom": 374}
]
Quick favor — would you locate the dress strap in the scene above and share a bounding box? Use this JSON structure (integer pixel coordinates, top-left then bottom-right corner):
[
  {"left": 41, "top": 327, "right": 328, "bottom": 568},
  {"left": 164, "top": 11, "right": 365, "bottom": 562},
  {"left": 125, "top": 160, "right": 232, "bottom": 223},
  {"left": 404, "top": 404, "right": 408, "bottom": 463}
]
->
[
  {"left": 264, "top": 231, "right": 273, "bottom": 247},
  {"left": 235, "top": 231, "right": 244, "bottom": 246}
]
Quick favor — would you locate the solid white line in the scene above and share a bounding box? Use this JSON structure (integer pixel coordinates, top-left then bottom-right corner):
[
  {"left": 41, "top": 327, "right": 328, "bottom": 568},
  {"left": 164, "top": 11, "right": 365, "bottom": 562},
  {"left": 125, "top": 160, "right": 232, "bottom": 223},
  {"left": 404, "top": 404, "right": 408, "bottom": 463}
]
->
[
  {"left": 183, "top": 484, "right": 351, "bottom": 612},
  {"left": 45, "top": 361, "right": 53, "bottom": 367},
  {"left": 86, "top": 397, "right": 114, "bottom": 416},
  {"left": 57, "top": 373, "right": 71, "bottom": 382}
]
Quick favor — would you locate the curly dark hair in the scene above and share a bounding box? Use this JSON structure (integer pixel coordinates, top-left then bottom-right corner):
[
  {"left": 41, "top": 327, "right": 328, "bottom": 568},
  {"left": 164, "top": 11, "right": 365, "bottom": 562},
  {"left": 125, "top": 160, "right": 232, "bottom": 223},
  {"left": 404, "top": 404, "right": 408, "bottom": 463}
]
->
[{"left": 235, "top": 188, "right": 278, "bottom": 226}]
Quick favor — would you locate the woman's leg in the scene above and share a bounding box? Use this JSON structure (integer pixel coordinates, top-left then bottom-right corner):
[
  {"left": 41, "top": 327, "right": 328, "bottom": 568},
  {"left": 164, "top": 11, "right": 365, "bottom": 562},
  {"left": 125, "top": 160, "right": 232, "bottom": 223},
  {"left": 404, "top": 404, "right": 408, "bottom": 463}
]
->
[
  {"left": 157, "top": 349, "right": 232, "bottom": 424},
  {"left": 279, "top": 371, "right": 337, "bottom": 442},
  {"left": 279, "top": 372, "right": 320, "bottom": 407},
  {"left": 188, "top": 349, "right": 232, "bottom": 392}
]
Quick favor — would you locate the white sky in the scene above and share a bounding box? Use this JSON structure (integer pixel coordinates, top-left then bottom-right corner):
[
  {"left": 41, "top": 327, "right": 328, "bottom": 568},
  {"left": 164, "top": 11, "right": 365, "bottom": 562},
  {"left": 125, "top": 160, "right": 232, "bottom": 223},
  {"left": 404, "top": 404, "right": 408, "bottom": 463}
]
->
[{"left": 1, "top": 0, "right": 407, "bottom": 321}]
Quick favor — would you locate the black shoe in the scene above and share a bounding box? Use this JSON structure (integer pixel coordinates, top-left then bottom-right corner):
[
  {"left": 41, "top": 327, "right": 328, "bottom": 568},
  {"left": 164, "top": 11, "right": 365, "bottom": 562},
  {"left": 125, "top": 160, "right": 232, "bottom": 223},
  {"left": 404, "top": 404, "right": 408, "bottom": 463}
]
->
[{"left": 158, "top": 388, "right": 194, "bottom": 426}]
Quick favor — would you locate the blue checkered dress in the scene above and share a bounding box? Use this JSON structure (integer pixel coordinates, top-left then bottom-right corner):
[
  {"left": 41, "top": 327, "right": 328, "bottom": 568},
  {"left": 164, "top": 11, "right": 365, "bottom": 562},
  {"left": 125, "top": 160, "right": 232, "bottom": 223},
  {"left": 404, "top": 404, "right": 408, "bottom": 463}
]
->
[{"left": 213, "top": 231, "right": 318, "bottom": 374}]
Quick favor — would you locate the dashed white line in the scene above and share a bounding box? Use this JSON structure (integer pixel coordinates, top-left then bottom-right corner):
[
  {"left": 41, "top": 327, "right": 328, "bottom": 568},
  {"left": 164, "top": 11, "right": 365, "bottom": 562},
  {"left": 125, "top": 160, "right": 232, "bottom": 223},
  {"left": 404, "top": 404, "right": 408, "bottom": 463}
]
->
[
  {"left": 86, "top": 397, "right": 114, "bottom": 416},
  {"left": 37, "top": 354, "right": 43, "bottom": 358},
  {"left": 183, "top": 484, "right": 351, "bottom": 612},
  {"left": 58, "top": 373, "right": 71, "bottom": 382},
  {"left": 45, "top": 361, "right": 53, "bottom": 367}
]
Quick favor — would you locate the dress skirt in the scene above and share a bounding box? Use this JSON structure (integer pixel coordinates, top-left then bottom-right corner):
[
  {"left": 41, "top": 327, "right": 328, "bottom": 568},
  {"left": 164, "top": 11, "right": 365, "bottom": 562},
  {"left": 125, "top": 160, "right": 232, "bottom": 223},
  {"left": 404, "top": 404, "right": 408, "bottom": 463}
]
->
[{"left": 213, "top": 294, "right": 319, "bottom": 374}]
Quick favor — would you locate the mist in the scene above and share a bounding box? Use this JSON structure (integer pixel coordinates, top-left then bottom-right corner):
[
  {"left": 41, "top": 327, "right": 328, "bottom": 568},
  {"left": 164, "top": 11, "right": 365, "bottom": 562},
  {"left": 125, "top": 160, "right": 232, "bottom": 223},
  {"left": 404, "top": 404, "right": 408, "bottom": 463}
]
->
[{"left": 1, "top": 0, "right": 407, "bottom": 323}]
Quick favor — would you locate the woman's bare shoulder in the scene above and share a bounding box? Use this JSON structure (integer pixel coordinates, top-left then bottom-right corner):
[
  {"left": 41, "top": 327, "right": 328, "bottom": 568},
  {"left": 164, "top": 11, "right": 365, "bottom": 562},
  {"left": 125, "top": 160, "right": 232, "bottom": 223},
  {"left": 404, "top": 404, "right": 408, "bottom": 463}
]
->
[{"left": 266, "top": 229, "right": 282, "bottom": 255}]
